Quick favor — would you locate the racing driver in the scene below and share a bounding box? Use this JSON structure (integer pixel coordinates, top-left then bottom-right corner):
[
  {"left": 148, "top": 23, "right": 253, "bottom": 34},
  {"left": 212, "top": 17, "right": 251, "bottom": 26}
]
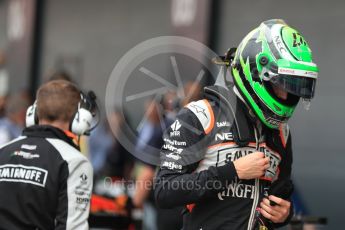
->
[{"left": 154, "top": 19, "right": 319, "bottom": 230}]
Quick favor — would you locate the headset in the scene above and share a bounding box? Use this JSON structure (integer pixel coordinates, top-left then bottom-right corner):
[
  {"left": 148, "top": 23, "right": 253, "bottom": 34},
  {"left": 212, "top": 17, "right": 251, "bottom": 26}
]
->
[{"left": 25, "top": 90, "right": 99, "bottom": 136}]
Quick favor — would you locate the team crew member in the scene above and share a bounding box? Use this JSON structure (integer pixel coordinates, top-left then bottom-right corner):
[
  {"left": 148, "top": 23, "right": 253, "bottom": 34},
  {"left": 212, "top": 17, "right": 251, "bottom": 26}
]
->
[
  {"left": 154, "top": 19, "right": 319, "bottom": 229},
  {"left": 0, "top": 80, "right": 97, "bottom": 229}
]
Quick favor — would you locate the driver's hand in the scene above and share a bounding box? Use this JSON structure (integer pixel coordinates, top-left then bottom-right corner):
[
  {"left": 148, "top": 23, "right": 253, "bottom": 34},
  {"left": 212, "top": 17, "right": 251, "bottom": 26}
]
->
[
  {"left": 259, "top": 195, "right": 291, "bottom": 223},
  {"left": 233, "top": 152, "right": 269, "bottom": 180}
]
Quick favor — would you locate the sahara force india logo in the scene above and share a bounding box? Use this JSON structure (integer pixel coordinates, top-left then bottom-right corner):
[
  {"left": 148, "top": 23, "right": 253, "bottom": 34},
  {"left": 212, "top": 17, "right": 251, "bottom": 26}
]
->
[
  {"left": 0, "top": 164, "right": 48, "bottom": 187},
  {"left": 170, "top": 120, "right": 182, "bottom": 137}
]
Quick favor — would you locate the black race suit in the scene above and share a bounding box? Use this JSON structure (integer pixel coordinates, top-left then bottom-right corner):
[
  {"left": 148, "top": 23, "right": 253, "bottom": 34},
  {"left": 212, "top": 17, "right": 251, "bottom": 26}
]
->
[
  {"left": 0, "top": 125, "right": 93, "bottom": 230},
  {"left": 154, "top": 85, "right": 293, "bottom": 230}
]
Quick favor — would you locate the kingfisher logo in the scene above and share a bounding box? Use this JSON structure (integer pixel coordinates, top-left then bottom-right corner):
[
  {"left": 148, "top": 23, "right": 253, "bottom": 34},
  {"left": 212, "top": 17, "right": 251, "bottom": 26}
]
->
[
  {"left": 218, "top": 178, "right": 269, "bottom": 200},
  {"left": 170, "top": 120, "right": 182, "bottom": 137}
]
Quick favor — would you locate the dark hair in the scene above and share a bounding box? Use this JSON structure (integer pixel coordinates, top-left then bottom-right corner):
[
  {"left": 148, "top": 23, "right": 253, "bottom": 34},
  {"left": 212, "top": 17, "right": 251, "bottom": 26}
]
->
[{"left": 36, "top": 80, "right": 80, "bottom": 122}]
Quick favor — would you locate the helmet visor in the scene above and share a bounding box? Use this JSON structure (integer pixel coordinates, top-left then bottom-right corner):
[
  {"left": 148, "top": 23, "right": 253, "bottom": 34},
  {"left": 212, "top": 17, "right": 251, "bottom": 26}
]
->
[{"left": 270, "top": 74, "right": 316, "bottom": 99}]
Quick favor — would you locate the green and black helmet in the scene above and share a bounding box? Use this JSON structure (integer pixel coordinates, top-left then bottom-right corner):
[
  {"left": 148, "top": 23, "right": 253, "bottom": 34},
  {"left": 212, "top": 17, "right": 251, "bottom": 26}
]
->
[{"left": 231, "top": 19, "right": 319, "bottom": 129}]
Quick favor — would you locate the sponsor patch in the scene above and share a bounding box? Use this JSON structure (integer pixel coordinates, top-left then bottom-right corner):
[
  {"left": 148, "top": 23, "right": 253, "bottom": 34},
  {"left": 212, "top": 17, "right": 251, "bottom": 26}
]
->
[
  {"left": 222, "top": 146, "right": 281, "bottom": 180},
  {"left": 0, "top": 164, "right": 48, "bottom": 187},
  {"left": 274, "top": 35, "right": 288, "bottom": 55},
  {"left": 74, "top": 190, "right": 90, "bottom": 196},
  {"left": 76, "top": 197, "right": 90, "bottom": 204},
  {"left": 189, "top": 104, "right": 207, "bottom": 118},
  {"left": 170, "top": 120, "right": 181, "bottom": 137},
  {"left": 218, "top": 178, "right": 269, "bottom": 200},
  {"left": 162, "top": 144, "right": 183, "bottom": 154},
  {"left": 278, "top": 67, "right": 318, "bottom": 78},
  {"left": 80, "top": 173, "right": 88, "bottom": 185},
  {"left": 186, "top": 100, "right": 214, "bottom": 134},
  {"left": 261, "top": 147, "right": 281, "bottom": 180},
  {"left": 166, "top": 153, "right": 181, "bottom": 160},
  {"left": 21, "top": 144, "right": 37, "bottom": 150},
  {"left": 215, "top": 132, "right": 233, "bottom": 141},
  {"left": 12, "top": 150, "right": 39, "bottom": 159},
  {"left": 271, "top": 24, "right": 294, "bottom": 60},
  {"left": 201, "top": 144, "right": 281, "bottom": 181},
  {"left": 163, "top": 138, "right": 186, "bottom": 146},
  {"left": 216, "top": 121, "right": 231, "bottom": 128},
  {"left": 162, "top": 161, "right": 182, "bottom": 170}
]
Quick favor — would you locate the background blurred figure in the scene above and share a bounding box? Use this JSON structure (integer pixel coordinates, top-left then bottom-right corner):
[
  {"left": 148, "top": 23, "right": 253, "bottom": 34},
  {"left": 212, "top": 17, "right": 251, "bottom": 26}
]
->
[
  {"left": 133, "top": 99, "right": 165, "bottom": 230},
  {"left": 104, "top": 109, "right": 134, "bottom": 180},
  {"left": 88, "top": 118, "right": 115, "bottom": 178},
  {"left": 0, "top": 92, "right": 30, "bottom": 145},
  {"left": 162, "top": 91, "right": 178, "bottom": 122},
  {"left": 133, "top": 96, "right": 183, "bottom": 230},
  {"left": 89, "top": 108, "right": 133, "bottom": 180},
  {"left": 133, "top": 99, "right": 163, "bottom": 230}
]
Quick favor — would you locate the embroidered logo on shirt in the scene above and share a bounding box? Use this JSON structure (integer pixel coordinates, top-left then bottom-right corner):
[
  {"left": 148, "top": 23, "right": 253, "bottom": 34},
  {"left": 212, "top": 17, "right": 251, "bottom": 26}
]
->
[
  {"left": 0, "top": 164, "right": 48, "bottom": 187},
  {"left": 12, "top": 151, "right": 40, "bottom": 159}
]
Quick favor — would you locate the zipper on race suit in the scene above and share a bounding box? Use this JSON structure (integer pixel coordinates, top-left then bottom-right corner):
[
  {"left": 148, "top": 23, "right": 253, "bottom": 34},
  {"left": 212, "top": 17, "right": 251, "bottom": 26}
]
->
[{"left": 247, "top": 126, "right": 260, "bottom": 230}]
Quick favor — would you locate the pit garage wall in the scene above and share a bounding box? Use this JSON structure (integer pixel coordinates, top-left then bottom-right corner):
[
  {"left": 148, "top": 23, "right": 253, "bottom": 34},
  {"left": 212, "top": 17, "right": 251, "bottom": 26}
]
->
[
  {"left": 40, "top": 0, "right": 174, "bottom": 125},
  {"left": 0, "top": 0, "right": 37, "bottom": 94},
  {"left": 40, "top": 0, "right": 214, "bottom": 126},
  {"left": 212, "top": 0, "right": 345, "bottom": 229}
]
